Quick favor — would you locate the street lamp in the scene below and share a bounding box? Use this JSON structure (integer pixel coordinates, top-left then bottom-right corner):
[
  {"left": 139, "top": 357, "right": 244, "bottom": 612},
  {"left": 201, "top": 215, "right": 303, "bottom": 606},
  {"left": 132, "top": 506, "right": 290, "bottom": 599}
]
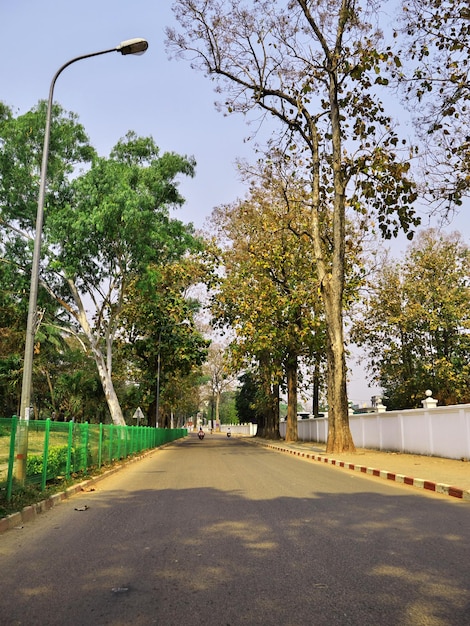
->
[{"left": 15, "top": 38, "right": 149, "bottom": 483}]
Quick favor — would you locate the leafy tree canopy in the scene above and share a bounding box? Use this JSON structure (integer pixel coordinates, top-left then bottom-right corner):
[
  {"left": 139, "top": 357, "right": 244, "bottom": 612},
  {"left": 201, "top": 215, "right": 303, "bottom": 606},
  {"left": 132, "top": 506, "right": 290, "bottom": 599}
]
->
[
  {"left": 0, "top": 102, "right": 201, "bottom": 424},
  {"left": 352, "top": 229, "right": 470, "bottom": 408},
  {"left": 167, "top": 0, "right": 421, "bottom": 452}
]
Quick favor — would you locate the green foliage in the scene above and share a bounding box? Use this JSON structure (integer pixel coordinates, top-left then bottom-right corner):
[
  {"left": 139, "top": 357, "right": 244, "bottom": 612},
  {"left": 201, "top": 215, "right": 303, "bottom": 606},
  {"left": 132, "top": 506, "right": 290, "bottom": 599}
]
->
[
  {"left": 0, "top": 101, "right": 95, "bottom": 227},
  {"left": 0, "top": 356, "right": 21, "bottom": 418},
  {"left": 218, "top": 390, "right": 238, "bottom": 424},
  {"left": 169, "top": 0, "right": 423, "bottom": 449},
  {"left": 210, "top": 166, "right": 327, "bottom": 379},
  {"left": 1, "top": 104, "right": 206, "bottom": 425},
  {"left": 53, "top": 350, "right": 108, "bottom": 423},
  {"left": 46, "top": 131, "right": 197, "bottom": 287},
  {"left": 0, "top": 483, "right": 61, "bottom": 519},
  {"left": 352, "top": 229, "right": 470, "bottom": 408},
  {"left": 25, "top": 454, "right": 44, "bottom": 477},
  {"left": 26, "top": 445, "right": 70, "bottom": 478},
  {"left": 235, "top": 371, "right": 260, "bottom": 424},
  {"left": 119, "top": 268, "right": 210, "bottom": 427}
]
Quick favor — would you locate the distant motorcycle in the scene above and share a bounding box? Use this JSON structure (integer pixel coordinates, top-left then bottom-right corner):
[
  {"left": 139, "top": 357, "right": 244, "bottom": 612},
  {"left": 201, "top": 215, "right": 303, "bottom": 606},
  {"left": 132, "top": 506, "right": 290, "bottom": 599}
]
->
[
  {"left": 198, "top": 430, "right": 205, "bottom": 440},
  {"left": 227, "top": 431, "right": 231, "bottom": 438}
]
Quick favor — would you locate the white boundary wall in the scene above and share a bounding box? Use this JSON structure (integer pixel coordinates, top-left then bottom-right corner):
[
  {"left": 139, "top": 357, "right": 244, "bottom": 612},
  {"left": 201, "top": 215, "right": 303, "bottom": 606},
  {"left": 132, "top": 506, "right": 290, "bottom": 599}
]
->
[
  {"left": 279, "top": 404, "right": 470, "bottom": 460},
  {"left": 220, "top": 423, "right": 258, "bottom": 436}
]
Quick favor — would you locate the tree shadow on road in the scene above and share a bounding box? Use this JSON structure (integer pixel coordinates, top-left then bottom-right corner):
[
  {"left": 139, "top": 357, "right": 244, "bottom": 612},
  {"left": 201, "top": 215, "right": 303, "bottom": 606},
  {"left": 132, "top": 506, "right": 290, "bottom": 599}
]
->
[{"left": 1, "top": 438, "right": 469, "bottom": 625}]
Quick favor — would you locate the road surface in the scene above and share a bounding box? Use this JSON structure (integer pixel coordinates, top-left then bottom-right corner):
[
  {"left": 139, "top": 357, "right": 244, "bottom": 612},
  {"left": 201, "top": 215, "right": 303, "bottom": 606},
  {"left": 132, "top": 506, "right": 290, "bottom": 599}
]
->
[{"left": 0, "top": 433, "right": 469, "bottom": 625}]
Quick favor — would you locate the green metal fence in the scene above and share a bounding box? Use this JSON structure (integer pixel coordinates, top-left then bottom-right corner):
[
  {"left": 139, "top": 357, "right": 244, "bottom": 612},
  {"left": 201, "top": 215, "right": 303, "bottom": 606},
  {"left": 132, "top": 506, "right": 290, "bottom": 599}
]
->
[{"left": 0, "top": 417, "right": 187, "bottom": 500}]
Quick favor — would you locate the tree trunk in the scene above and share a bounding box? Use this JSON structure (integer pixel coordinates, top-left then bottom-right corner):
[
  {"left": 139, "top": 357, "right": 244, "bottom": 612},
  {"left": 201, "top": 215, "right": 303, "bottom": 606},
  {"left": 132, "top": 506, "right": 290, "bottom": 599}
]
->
[
  {"left": 210, "top": 396, "right": 215, "bottom": 430},
  {"left": 285, "top": 353, "right": 298, "bottom": 442},
  {"left": 312, "top": 358, "right": 320, "bottom": 418},
  {"left": 305, "top": 61, "right": 355, "bottom": 453},
  {"left": 215, "top": 392, "right": 221, "bottom": 431},
  {"left": 323, "top": 282, "right": 355, "bottom": 453},
  {"left": 43, "top": 368, "right": 57, "bottom": 413},
  {"left": 265, "top": 383, "right": 281, "bottom": 439},
  {"left": 255, "top": 350, "right": 269, "bottom": 438},
  {"left": 263, "top": 382, "right": 281, "bottom": 439},
  {"left": 255, "top": 415, "right": 265, "bottom": 437},
  {"left": 161, "top": 412, "right": 171, "bottom": 429},
  {"left": 256, "top": 352, "right": 280, "bottom": 439},
  {"left": 91, "top": 343, "right": 126, "bottom": 426},
  {"left": 148, "top": 399, "right": 157, "bottom": 428},
  {"left": 65, "top": 278, "right": 126, "bottom": 426}
]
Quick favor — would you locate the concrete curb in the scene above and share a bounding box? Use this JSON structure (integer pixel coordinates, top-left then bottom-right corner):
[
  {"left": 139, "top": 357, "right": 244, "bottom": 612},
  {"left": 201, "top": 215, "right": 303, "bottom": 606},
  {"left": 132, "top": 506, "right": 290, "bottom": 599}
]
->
[{"left": 252, "top": 440, "right": 470, "bottom": 502}]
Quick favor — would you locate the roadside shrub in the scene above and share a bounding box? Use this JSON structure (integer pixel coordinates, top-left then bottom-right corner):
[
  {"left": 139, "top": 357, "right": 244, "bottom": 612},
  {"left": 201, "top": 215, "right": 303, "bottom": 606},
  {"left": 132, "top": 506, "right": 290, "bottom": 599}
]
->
[{"left": 26, "top": 446, "right": 71, "bottom": 478}]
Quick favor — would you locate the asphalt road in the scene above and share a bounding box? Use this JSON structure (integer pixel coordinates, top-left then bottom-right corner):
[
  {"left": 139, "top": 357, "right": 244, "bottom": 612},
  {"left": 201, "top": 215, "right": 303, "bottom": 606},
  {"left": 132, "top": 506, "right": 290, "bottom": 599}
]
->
[{"left": 1, "top": 434, "right": 469, "bottom": 626}]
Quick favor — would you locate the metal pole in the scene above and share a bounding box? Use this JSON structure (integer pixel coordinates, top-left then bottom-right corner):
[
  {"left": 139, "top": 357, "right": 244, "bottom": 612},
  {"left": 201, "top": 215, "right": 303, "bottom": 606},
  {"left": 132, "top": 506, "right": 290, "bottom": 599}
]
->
[
  {"left": 155, "top": 326, "right": 164, "bottom": 428},
  {"left": 15, "top": 41, "right": 148, "bottom": 484},
  {"left": 156, "top": 349, "right": 161, "bottom": 428}
]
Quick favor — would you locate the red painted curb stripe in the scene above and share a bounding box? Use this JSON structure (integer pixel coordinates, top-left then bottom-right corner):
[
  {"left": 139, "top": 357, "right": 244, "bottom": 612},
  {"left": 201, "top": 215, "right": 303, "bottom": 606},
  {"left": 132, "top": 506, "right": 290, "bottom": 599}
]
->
[{"left": 261, "top": 443, "right": 469, "bottom": 501}]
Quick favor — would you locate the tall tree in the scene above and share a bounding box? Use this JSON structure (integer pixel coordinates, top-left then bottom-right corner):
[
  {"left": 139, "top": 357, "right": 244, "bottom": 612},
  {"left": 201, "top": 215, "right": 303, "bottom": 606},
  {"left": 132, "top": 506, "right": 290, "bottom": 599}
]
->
[
  {"left": 167, "top": 0, "right": 419, "bottom": 452},
  {"left": 235, "top": 371, "right": 259, "bottom": 423},
  {"left": 209, "top": 163, "right": 327, "bottom": 441},
  {"left": 1, "top": 102, "right": 198, "bottom": 425},
  {"left": 48, "top": 134, "right": 198, "bottom": 426},
  {"left": 120, "top": 261, "right": 210, "bottom": 427},
  {"left": 202, "top": 343, "right": 237, "bottom": 430},
  {"left": 218, "top": 390, "right": 238, "bottom": 424},
  {"left": 0, "top": 101, "right": 94, "bottom": 418},
  {"left": 352, "top": 229, "right": 470, "bottom": 408}
]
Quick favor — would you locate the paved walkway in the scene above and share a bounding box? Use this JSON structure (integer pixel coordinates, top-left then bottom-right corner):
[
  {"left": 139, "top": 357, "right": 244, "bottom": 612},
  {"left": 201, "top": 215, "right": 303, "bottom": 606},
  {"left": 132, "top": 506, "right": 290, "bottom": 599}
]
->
[{"left": 248, "top": 438, "right": 470, "bottom": 501}]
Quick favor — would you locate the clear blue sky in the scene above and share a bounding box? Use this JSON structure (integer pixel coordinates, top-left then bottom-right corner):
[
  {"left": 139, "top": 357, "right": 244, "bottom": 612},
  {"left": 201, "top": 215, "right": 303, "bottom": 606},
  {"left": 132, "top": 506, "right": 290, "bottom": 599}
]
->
[
  {"left": 1, "top": 0, "right": 259, "bottom": 228},
  {"left": 2, "top": 0, "right": 469, "bottom": 405}
]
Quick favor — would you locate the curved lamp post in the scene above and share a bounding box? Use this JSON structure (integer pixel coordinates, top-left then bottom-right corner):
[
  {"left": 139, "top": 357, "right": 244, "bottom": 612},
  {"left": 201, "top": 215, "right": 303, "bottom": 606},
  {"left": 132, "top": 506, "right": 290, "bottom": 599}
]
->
[{"left": 15, "top": 38, "right": 149, "bottom": 483}]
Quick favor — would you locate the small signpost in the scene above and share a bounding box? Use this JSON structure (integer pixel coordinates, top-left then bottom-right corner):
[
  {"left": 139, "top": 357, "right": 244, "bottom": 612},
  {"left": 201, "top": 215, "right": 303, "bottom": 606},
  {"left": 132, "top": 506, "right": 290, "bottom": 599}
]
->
[{"left": 132, "top": 407, "right": 145, "bottom": 426}]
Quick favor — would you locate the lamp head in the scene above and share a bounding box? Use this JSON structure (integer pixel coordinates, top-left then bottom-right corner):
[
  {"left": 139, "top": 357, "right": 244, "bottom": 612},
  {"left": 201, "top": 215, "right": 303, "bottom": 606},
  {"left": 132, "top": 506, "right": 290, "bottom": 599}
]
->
[{"left": 117, "top": 38, "right": 149, "bottom": 56}]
